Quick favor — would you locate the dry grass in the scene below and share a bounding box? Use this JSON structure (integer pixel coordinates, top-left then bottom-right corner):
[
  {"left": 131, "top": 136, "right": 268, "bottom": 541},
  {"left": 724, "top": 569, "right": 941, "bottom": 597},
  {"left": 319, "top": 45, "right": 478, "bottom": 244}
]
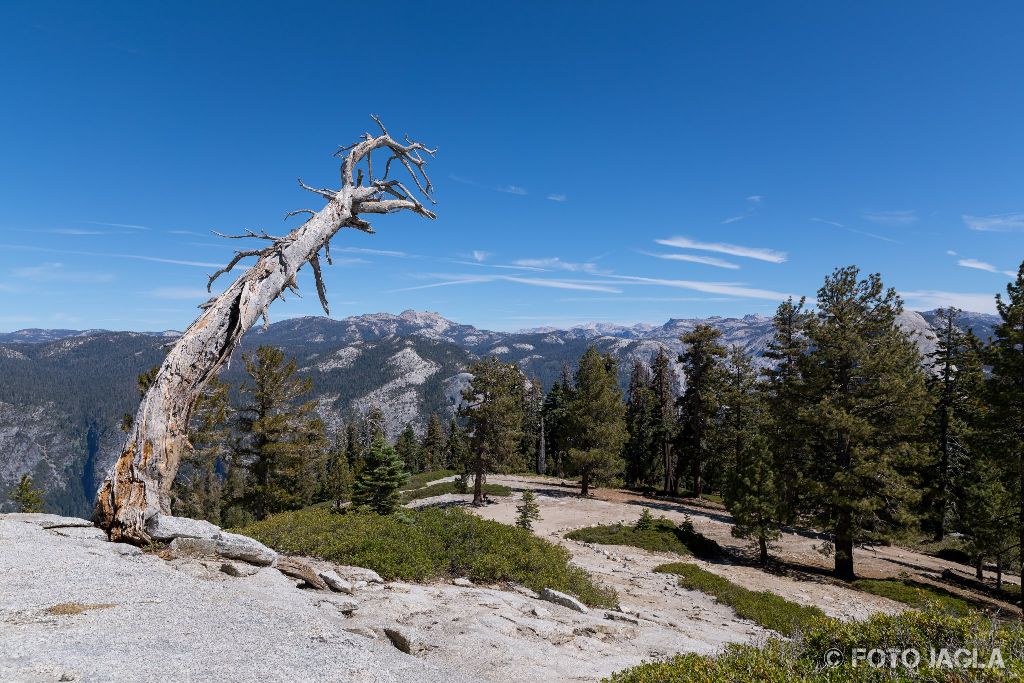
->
[{"left": 45, "top": 602, "right": 115, "bottom": 616}]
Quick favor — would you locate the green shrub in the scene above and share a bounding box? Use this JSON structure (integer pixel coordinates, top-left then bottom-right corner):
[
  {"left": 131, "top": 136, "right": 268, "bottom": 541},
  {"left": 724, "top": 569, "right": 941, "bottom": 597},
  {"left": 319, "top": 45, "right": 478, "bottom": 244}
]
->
[
  {"left": 655, "top": 562, "right": 825, "bottom": 636},
  {"left": 400, "top": 479, "right": 512, "bottom": 503},
  {"left": 566, "top": 517, "right": 721, "bottom": 559},
  {"left": 606, "top": 607, "right": 1024, "bottom": 682},
  {"left": 400, "top": 470, "right": 457, "bottom": 492},
  {"left": 238, "top": 506, "right": 617, "bottom": 607},
  {"left": 852, "top": 578, "right": 976, "bottom": 617}
]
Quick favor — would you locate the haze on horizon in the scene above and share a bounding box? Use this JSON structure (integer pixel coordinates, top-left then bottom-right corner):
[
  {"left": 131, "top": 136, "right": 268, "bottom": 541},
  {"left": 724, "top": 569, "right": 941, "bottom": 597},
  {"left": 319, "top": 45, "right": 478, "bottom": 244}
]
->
[{"left": 1, "top": 2, "right": 1021, "bottom": 333}]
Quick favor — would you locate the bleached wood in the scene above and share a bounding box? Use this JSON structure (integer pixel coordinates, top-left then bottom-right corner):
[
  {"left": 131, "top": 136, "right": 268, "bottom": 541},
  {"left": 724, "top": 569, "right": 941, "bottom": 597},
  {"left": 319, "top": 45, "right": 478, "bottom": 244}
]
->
[{"left": 95, "top": 119, "right": 436, "bottom": 543}]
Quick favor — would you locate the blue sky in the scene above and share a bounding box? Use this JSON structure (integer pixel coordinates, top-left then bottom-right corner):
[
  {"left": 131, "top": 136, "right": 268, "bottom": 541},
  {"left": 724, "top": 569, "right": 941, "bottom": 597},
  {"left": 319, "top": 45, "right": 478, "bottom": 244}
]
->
[{"left": 1, "top": 2, "right": 1022, "bottom": 332}]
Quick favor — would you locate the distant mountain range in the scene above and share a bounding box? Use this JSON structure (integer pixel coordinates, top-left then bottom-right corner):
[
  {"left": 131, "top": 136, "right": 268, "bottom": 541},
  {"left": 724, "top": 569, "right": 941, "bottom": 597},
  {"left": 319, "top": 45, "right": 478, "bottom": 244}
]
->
[{"left": 0, "top": 308, "right": 1001, "bottom": 517}]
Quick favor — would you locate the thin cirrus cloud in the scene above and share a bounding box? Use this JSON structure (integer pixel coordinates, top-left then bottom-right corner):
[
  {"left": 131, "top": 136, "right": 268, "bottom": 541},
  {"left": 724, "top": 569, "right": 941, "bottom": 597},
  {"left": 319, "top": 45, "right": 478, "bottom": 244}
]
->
[
  {"left": 83, "top": 221, "right": 149, "bottom": 230},
  {"left": 511, "top": 257, "right": 601, "bottom": 273},
  {"left": 149, "top": 286, "right": 211, "bottom": 300},
  {"left": 654, "top": 236, "right": 787, "bottom": 264},
  {"left": 607, "top": 274, "right": 793, "bottom": 301},
  {"left": 809, "top": 218, "right": 902, "bottom": 244},
  {"left": 392, "top": 274, "right": 621, "bottom": 294},
  {"left": 962, "top": 212, "right": 1024, "bottom": 232},
  {"left": 546, "top": 193, "right": 567, "bottom": 202},
  {"left": 956, "top": 258, "right": 1016, "bottom": 277},
  {"left": 899, "top": 290, "right": 997, "bottom": 314},
  {"left": 638, "top": 251, "right": 740, "bottom": 270},
  {"left": 496, "top": 184, "right": 527, "bottom": 195},
  {"left": 862, "top": 210, "right": 918, "bottom": 227},
  {"left": 12, "top": 262, "right": 114, "bottom": 284}
]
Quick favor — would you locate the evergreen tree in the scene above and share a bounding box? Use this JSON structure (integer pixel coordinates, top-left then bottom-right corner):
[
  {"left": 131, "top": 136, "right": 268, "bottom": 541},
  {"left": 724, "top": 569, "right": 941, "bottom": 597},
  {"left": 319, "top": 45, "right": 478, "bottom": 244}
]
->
[
  {"left": 352, "top": 433, "right": 408, "bottom": 514},
  {"left": 763, "top": 296, "right": 812, "bottom": 522},
  {"left": 345, "top": 420, "right": 362, "bottom": 470},
  {"left": 323, "top": 437, "right": 353, "bottom": 509},
  {"left": 395, "top": 422, "right": 422, "bottom": 473},
  {"left": 542, "top": 364, "right": 575, "bottom": 477},
  {"left": 363, "top": 406, "right": 387, "bottom": 446},
  {"left": 987, "top": 261, "right": 1024, "bottom": 577},
  {"left": 926, "top": 308, "right": 986, "bottom": 540},
  {"left": 650, "top": 347, "right": 678, "bottom": 493},
  {"left": 720, "top": 346, "right": 779, "bottom": 565},
  {"left": 11, "top": 473, "right": 45, "bottom": 513},
  {"left": 446, "top": 417, "right": 471, "bottom": 483},
  {"left": 173, "top": 375, "right": 230, "bottom": 524},
  {"left": 624, "top": 359, "right": 657, "bottom": 488},
  {"left": 460, "top": 357, "right": 526, "bottom": 504},
  {"left": 676, "top": 325, "right": 727, "bottom": 497},
  {"left": 567, "top": 346, "right": 627, "bottom": 496},
  {"left": 420, "top": 414, "right": 446, "bottom": 472},
  {"left": 234, "top": 346, "right": 327, "bottom": 520},
  {"left": 521, "top": 377, "right": 544, "bottom": 474},
  {"left": 799, "top": 266, "right": 931, "bottom": 580},
  {"left": 516, "top": 490, "right": 541, "bottom": 531}
]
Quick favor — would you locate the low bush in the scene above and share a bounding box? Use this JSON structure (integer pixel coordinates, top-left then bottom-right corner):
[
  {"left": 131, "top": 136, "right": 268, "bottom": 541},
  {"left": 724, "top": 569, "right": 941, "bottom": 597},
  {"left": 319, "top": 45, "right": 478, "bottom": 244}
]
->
[
  {"left": 400, "top": 479, "right": 512, "bottom": 503},
  {"left": 852, "top": 578, "right": 976, "bottom": 617},
  {"left": 655, "top": 562, "right": 825, "bottom": 636},
  {"left": 605, "top": 607, "right": 1024, "bottom": 682},
  {"left": 238, "top": 506, "right": 617, "bottom": 607},
  {"left": 566, "top": 516, "right": 721, "bottom": 559}
]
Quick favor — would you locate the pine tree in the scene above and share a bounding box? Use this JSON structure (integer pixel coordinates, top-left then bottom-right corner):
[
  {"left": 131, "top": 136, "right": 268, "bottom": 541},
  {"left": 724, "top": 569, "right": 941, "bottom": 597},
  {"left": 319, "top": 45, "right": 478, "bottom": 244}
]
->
[
  {"left": 11, "top": 473, "right": 45, "bottom": 513},
  {"left": 542, "top": 364, "right": 575, "bottom": 477},
  {"left": 567, "top": 346, "right": 627, "bottom": 496},
  {"left": 173, "top": 375, "right": 230, "bottom": 524},
  {"left": 420, "top": 414, "right": 446, "bottom": 472},
  {"left": 926, "top": 308, "right": 986, "bottom": 540},
  {"left": 234, "top": 346, "right": 327, "bottom": 520},
  {"left": 720, "top": 346, "right": 779, "bottom": 565},
  {"left": 676, "top": 325, "right": 727, "bottom": 497},
  {"left": 352, "top": 433, "right": 408, "bottom": 514},
  {"left": 461, "top": 357, "right": 526, "bottom": 504},
  {"left": 799, "top": 266, "right": 932, "bottom": 580},
  {"left": 395, "top": 422, "right": 422, "bottom": 474},
  {"left": 763, "top": 296, "right": 812, "bottom": 522},
  {"left": 650, "top": 347, "right": 678, "bottom": 493},
  {"left": 345, "top": 420, "right": 362, "bottom": 470},
  {"left": 446, "top": 417, "right": 470, "bottom": 474},
  {"left": 522, "top": 377, "right": 544, "bottom": 474},
  {"left": 323, "top": 438, "right": 353, "bottom": 509},
  {"left": 987, "top": 261, "right": 1024, "bottom": 577},
  {"left": 515, "top": 490, "right": 541, "bottom": 530},
  {"left": 624, "top": 359, "right": 656, "bottom": 488}
]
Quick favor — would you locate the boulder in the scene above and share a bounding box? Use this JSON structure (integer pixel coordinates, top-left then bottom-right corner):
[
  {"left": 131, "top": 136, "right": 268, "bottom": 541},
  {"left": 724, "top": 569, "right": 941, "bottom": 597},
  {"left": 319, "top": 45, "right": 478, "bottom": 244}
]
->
[
  {"left": 168, "top": 533, "right": 276, "bottom": 567},
  {"left": 539, "top": 588, "right": 589, "bottom": 614},
  {"left": 220, "top": 562, "right": 260, "bottom": 578},
  {"left": 146, "top": 515, "right": 220, "bottom": 541},
  {"left": 276, "top": 557, "right": 329, "bottom": 590},
  {"left": 319, "top": 570, "right": 354, "bottom": 594},
  {"left": 334, "top": 566, "right": 384, "bottom": 584},
  {"left": 452, "top": 578, "right": 473, "bottom": 587}
]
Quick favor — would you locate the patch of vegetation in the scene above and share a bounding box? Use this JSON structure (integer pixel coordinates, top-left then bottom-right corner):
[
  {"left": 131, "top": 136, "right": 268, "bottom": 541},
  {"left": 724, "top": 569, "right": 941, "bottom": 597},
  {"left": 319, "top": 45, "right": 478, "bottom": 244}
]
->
[
  {"left": 400, "top": 470, "right": 457, "bottom": 491},
  {"left": 238, "top": 506, "right": 617, "bottom": 608},
  {"left": 605, "top": 606, "right": 1024, "bottom": 682},
  {"left": 654, "top": 562, "right": 825, "bottom": 636},
  {"left": 400, "top": 479, "right": 512, "bottom": 503},
  {"left": 45, "top": 602, "right": 115, "bottom": 616},
  {"left": 852, "top": 578, "right": 976, "bottom": 617},
  {"left": 566, "top": 516, "right": 721, "bottom": 559}
]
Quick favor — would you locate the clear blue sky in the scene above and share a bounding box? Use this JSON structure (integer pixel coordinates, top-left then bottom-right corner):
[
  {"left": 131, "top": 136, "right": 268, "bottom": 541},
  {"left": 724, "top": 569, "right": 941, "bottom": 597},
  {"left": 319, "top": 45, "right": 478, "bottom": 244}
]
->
[{"left": 1, "top": 2, "right": 1022, "bottom": 332}]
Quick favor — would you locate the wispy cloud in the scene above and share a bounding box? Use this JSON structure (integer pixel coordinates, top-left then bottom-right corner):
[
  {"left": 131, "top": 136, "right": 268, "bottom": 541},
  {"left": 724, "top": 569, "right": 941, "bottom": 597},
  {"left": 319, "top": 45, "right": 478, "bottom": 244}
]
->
[
  {"left": 333, "top": 246, "right": 411, "bottom": 258},
  {"left": 609, "top": 275, "right": 792, "bottom": 300},
  {"left": 512, "top": 257, "right": 601, "bottom": 273},
  {"left": 393, "top": 274, "right": 621, "bottom": 294},
  {"left": 547, "top": 193, "right": 567, "bottom": 202},
  {"left": 0, "top": 243, "right": 221, "bottom": 268},
  {"left": 83, "top": 221, "right": 149, "bottom": 231},
  {"left": 721, "top": 195, "right": 763, "bottom": 224},
  {"left": 746, "top": 195, "right": 763, "bottom": 203},
  {"left": 13, "top": 262, "right": 114, "bottom": 284},
  {"left": 471, "top": 250, "right": 490, "bottom": 262},
  {"left": 452, "top": 261, "right": 547, "bottom": 271},
  {"left": 956, "top": 258, "right": 1016, "bottom": 277},
  {"left": 639, "top": 251, "right": 740, "bottom": 270},
  {"left": 655, "top": 236, "right": 787, "bottom": 264},
  {"left": 810, "top": 218, "right": 902, "bottom": 244},
  {"left": 863, "top": 210, "right": 918, "bottom": 227},
  {"left": 963, "top": 212, "right": 1024, "bottom": 232},
  {"left": 899, "top": 290, "right": 997, "bottom": 314},
  {"left": 497, "top": 185, "right": 527, "bottom": 195},
  {"left": 168, "top": 229, "right": 206, "bottom": 236}
]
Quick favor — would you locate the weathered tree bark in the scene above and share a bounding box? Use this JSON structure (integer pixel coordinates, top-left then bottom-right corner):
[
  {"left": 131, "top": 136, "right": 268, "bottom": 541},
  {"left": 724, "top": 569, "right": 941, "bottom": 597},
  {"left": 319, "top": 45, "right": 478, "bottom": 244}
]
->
[{"left": 95, "top": 118, "right": 437, "bottom": 543}]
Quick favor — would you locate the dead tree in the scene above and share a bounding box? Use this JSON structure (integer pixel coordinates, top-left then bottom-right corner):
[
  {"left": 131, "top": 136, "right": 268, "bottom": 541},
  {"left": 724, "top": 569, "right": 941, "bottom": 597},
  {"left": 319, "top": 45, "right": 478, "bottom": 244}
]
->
[{"left": 94, "top": 118, "right": 436, "bottom": 543}]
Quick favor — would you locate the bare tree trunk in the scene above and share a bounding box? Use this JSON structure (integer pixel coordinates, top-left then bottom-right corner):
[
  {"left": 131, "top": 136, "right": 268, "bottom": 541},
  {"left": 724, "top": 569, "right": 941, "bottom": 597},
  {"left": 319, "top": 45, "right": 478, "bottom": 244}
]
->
[{"left": 95, "top": 118, "right": 437, "bottom": 543}]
